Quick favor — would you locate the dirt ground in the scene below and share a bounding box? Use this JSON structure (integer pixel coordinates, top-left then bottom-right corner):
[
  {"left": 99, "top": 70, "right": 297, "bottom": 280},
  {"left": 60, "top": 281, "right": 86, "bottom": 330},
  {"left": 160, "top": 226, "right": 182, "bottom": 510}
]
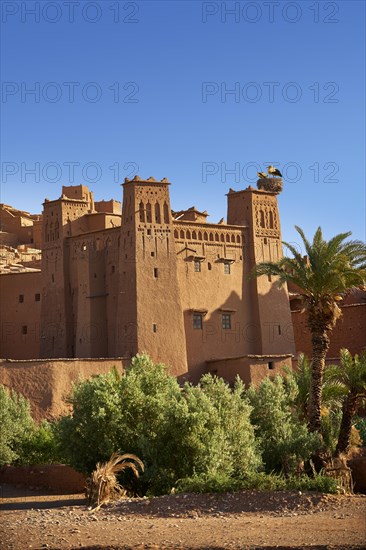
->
[{"left": 1, "top": 484, "right": 365, "bottom": 550}]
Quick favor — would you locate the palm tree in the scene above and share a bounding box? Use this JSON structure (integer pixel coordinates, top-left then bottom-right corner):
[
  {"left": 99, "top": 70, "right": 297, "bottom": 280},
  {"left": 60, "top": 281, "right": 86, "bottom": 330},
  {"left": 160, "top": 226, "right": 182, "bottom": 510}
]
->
[
  {"left": 284, "top": 353, "right": 345, "bottom": 422},
  {"left": 253, "top": 226, "right": 366, "bottom": 434},
  {"left": 326, "top": 349, "right": 366, "bottom": 454}
]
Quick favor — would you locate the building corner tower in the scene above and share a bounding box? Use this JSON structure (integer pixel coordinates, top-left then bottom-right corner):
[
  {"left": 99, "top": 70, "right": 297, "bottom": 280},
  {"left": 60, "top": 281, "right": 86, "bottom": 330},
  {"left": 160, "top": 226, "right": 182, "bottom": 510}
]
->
[
  {"left": 227, "top": 178, "right": 295, "bottom": 356},
  {"left": 116, "top": 176, "right": 188, "bottom": 376}
]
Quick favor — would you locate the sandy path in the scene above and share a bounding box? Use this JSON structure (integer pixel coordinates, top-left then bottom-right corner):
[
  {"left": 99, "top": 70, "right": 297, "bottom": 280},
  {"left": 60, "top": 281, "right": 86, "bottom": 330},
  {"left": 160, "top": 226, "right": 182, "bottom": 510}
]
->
[{"left": 1, "top": 485, "right": 365, "bottom": 549}]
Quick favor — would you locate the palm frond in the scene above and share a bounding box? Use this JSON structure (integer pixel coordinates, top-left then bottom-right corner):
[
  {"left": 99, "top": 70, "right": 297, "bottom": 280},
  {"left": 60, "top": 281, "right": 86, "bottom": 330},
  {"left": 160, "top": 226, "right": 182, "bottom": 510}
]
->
[
  {"left": 294, "top": 225, "right": 313, "bottom": 258},
  {"left": 86, "top": 452, "right": 144, "bottom": 510}
]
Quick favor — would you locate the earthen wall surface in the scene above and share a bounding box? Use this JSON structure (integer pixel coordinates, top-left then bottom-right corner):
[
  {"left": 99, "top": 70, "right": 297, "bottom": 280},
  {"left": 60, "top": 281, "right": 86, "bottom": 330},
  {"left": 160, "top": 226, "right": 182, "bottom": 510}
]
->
[
  {"left": 0, "top": 271, "right": 42, "bottom": 359},
  {"left": 292, "top": 303, "right": 366, "bottom": 358},
  {"left": 206, "top": 355, "right": 292, "bottom": 386},
  {"left": 0, "top": 357, "right": 129, "bottom": 421}
]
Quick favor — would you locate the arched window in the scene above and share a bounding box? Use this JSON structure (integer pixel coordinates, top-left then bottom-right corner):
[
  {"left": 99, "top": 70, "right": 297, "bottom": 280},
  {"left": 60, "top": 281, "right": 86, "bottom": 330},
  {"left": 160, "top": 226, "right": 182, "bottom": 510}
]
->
[
  {"left": 163, "top": 202, "right": 170, "bottom": 223},
  {"left": 215, "top": 233, "right": 219, "bottom": 242},
  {"left": 198, "top": 231, "right": 202, "bottom": 240},
  {"left": 146, "top": 202, "right": 152, "bottom": 223},
  {"left": 203, "top": 232, "right": 208, "bottom": 241},
  {"left": 192, "top": 231, "right": 197, "bottom": 240},
  {"left": 269, "top": 210, "right": 274, "bottom": 229},
  {"left": 226, "top": 234, "right": 230, "bottom": 242},
  {"left": 231, "top": 234, "right": 235, "bottom": 243},
  {"left": 174, "top": 229, "right": 178, "bottom": 238},
  {"left": 221, "top": 234, "right": 225, "bottom": 242},
  {"left": 180, "top": 230, "right": 185, "bottom": 239},
  {"left": 139, "top": 201, "right": 145, "bottom": 223},
  {"left": 236, "top": 235, "right": 241, "bottom": 244},
  {"left": 209, "top": 233, "right": 214, "bottom": 242},
  {"left": 155, "top": 202, "right": 161, "bottom": 224},
  {"left": 260, "top": 210, "right": 265, "bottom": 228},
  {"left": 186, "top": 230, "right": 191, "bottom": 239}
]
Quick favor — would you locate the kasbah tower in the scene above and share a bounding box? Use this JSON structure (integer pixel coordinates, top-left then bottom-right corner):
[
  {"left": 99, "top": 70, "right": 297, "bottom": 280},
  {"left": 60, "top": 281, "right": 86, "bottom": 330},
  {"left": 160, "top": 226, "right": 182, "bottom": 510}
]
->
[{"left": 36, "top": 173, "right": 295, "bottom": 383}]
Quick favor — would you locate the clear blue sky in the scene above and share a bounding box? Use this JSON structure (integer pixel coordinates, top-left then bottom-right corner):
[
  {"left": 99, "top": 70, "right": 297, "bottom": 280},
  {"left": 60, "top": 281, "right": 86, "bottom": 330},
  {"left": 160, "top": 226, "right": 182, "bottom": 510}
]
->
[{"left": 1, "top": 0, "right": 365, "bottom": 249}]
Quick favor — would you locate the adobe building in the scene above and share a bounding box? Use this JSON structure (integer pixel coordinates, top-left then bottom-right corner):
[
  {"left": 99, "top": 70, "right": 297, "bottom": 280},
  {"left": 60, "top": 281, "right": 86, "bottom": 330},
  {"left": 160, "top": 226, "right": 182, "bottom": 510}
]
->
[
  {"left": 0, "top": 203, "right": 42, "bottom": 249},
  {"left": 0, "top": 177, "right": 296, "bottom": 383}
]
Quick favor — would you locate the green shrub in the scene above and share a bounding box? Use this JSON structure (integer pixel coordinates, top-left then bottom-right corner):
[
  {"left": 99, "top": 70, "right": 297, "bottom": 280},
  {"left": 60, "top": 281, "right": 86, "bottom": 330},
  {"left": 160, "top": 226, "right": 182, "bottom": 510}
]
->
[
  {"left": 17, "top": 421, "right": 62, "bottom": 465},
  {"left": 56, "top": 368, "right": 122, "bottom": 473},
  {"left": 175, "top": 472, "right": 243, "bottom": 494},
  {"left": 0, "top": 385, "right": 34, "bottom": 465},
  {"left": 57, "top": 355, "right": 261, "bottom": 495},
  {"left": 0, "top": 384, "right": 62, "bottom": 466},
  {"left": 246, "top": 376, "right": 320, "bottom": 474},
  {"left": 114, "top": 354, "right": 184, "bottom": 494},
  {"left": 243, "top": 471, "right": 338, "bottom": 493},
  {"left": 158, "top": 375, "right": 261, "bottom": 493},
  {"left": 175, "top": 471, "right": 338, "bottom": 494}
]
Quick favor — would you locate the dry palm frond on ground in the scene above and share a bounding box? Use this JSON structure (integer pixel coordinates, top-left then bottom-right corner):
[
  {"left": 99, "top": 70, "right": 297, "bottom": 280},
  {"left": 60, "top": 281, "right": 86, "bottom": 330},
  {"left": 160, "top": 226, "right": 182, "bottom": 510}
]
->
[{"left": 85, "top": 452, "right": 144, "bottom": 510}]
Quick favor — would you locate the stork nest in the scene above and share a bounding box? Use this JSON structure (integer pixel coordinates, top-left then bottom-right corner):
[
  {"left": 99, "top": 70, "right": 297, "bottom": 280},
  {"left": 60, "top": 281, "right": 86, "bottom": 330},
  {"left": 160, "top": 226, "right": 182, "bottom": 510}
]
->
[{"left": 257, "top": 177, "right": 283, "bottom": 194}]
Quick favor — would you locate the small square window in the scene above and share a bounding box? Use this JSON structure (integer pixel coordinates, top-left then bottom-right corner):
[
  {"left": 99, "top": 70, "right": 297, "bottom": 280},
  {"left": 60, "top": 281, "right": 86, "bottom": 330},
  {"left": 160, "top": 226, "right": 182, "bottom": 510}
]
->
[
  {"left": 154, "top": 268, "right": 158, "bottom": 278},
  {"left": 152, "top": 323, "right": 157, "bottom": 333},
  {"left": 22, "top": 325, "right": 27, "bottom": 335},
  {"left": 35, "top": 293, "right": 41, "bottom": 302},
  {"left": 268, "top": 361, "right": 274, "bottom": 370},
  {"left": 194, "top": 260, "right": 201, "bottom": 272},
  {"left": 151, "top": 251, "right": 155, "bottom": 257},
  {"left": 193, "top": 313, "right": 203, "bottom": 330},
  {"left": 19, "top": 294, "right": 24, "bottom": 303},
  {"left": 224, "top": 262, "right": 231, "bottom": 275},
  {"left": 222, "top": 313, "right": 231, "bottom": 329}
]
